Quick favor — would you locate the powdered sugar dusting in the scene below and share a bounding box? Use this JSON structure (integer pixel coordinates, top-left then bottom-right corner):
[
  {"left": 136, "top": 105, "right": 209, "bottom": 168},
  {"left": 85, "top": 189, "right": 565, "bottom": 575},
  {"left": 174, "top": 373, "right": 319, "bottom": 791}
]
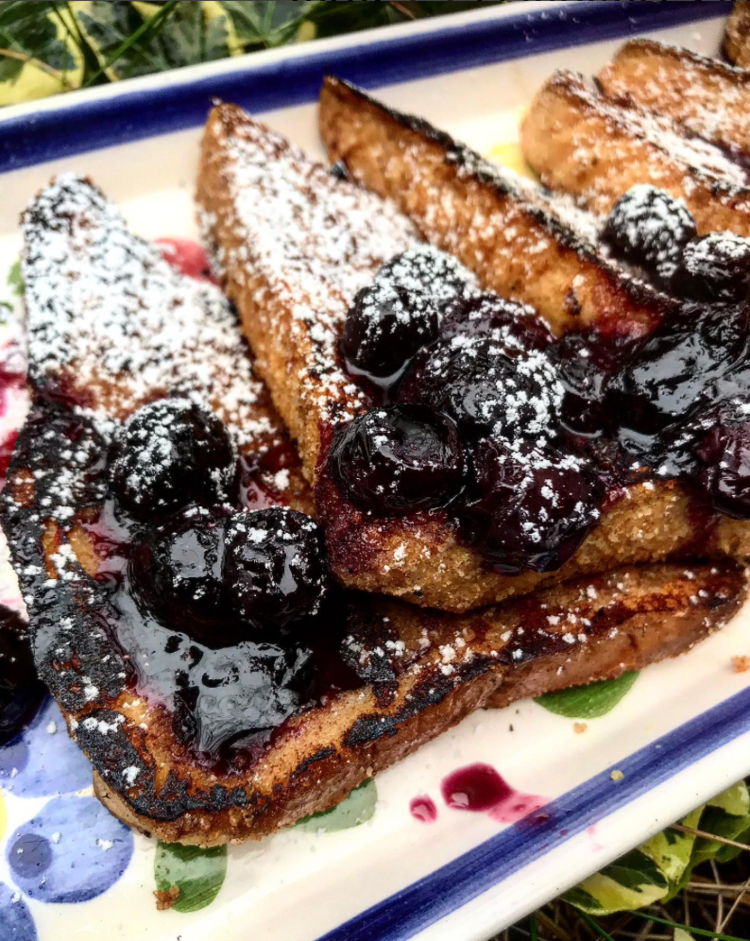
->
[
  {"left": 23, "top": 173, "right": 273, "bottom": 449},
  {"left": 600, "top": 40, "right": 750, "bottom": 157},
  {"left": 199, "top": 107, "right": 422, "bottom": 427}
]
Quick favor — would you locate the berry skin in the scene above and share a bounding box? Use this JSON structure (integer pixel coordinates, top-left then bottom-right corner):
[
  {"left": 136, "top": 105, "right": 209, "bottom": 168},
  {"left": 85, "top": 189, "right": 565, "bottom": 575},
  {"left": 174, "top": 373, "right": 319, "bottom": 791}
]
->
[
  {"left": 109, "top": 398, "right": 235, "bottom": 519},
  {"left": 0, "top": 607, "right": 45, "bottom": 746},
  {"left": 328, "top": 404, "right": 464, "bottom": 515},
  {"left": 670, "top": 232, "right": 750, "bottom": 303},
  {"left": 133, "top": 512, "right": 229, "bottom": 640},
  {"left": 223, "top": 508, "right": 329, "bottom": 629},
  {"left": 400, "top": 336, "right": 563, "bottom": 443},
  {"left": 440, "top": 293, "right": 554, "bottom": 350},
  {"left": 457, "top": 438, "right": 601, "bottom": 574},
  {"left": 602, "top": 185, "right": 697, "bottom": 283},
  {"left": 694, "top": 414, "right": 750, "bottom": 519},
  {"left": 340, "top": 282, "right": 439, "bottom": 393}
]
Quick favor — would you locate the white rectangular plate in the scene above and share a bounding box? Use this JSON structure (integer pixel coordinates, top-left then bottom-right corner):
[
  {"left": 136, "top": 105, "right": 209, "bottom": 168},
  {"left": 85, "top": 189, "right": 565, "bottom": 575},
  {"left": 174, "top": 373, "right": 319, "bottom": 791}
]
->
[{"left": 0, "top": 4, "right": 748, "bottom": 941}]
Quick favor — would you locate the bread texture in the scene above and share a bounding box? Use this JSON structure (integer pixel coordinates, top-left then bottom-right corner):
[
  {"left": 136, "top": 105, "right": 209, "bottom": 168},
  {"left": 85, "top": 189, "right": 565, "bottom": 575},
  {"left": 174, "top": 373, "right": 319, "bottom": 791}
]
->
[
  {"left": 598, "top": 39, "right": 750, "bottom": 160},
  {"left": 725, "top": 2, "right": 750, "bottom": 68},
  {"left": 198, "top": 98, "right": 750, "bottom": 614},
  {"left": 520, "top": 70, "right": 750, "bottom": 234}
]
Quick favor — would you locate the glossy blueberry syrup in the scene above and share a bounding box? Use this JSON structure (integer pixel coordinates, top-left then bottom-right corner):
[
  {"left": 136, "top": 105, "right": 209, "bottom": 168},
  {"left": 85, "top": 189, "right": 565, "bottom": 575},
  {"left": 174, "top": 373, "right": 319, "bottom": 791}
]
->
[
  {"left": 37, "top": 237, "right": 358, "bottom": 772},
  {"left": 155, "top": 238, "right": 219, "bottom": 284},
  {"left": 410, "top": 795, "right": 438, "bottom": 823},
  {"left": 440, "top": 763, "right": 546, "bottom": 825}
]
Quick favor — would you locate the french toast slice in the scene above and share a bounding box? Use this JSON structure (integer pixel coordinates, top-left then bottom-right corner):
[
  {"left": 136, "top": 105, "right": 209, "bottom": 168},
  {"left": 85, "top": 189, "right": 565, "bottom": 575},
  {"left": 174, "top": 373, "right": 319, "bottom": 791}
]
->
[
  {"left": 317, "top": 77, "right": 671, "bottom": 339},
  {"left": 725, "top": 1, "right": 750, "bottom": 68},
  {"left": 6, "top": 174, "right": 743, "bottom": 845},
  {"left": 520, "top": 70, "right": 750, "bottom": 234},
  {"left": 598, "top": 39, "right": 750, "bottom": 161},
  {"left": 199, "top": 98, "right": 750, "bottom": 614}
]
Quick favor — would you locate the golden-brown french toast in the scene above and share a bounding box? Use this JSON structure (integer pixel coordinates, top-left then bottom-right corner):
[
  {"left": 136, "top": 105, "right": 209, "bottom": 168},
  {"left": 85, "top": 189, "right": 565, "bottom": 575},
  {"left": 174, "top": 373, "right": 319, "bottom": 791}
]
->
[
  {"left": 520, "top": 70, "right": 750, "bottom": 234},
  {"left": 318, "top": 76, "right": 671, "bottom": 339},
  {"left": 598, "top": 39, "right": 750, "bottom": 160},
  {"left": 7, "top": 174, "right": 742, "bottom": 845},
  {"left": 725, "top": 1, "right": 750, "bottom": 68}
]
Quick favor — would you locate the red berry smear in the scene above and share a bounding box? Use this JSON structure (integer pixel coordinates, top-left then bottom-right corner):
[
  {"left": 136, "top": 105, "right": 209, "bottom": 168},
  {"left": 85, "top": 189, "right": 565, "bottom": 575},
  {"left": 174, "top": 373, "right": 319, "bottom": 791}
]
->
[
  {"left": 156, "top": 238, "right": 219, "bottom": 284},
  {"left": 441, "top": 763, "right": 546, "bottom": 825}
]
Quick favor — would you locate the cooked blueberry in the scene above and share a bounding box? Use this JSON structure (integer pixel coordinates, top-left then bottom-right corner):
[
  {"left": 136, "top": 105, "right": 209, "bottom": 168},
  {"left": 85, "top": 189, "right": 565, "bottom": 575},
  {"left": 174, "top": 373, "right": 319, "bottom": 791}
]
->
[
  {"left": 0, "top": 607, "right": 45, "bottom": 746},
  {"left": 608, "top": 303, "right": 750, "bottom": 450},
  {"left": 400, "top": 336, "right": 563, "bottom": 442},
  {"left": 328, "top": 404, "right": 464, "bottom": 514},
  {"left": 223, "top": 508, "right": 329, "bottom": 628},
  {"left": 341, "top": 282, "right": 439, "bottom": 393},
  {"left": 109, "top": 398, "right": 235, "bottom": 518},
  {"left": 457, "top": 438, "right": 601, "bottom": 574},
  {"left": 694, "top": 415, "right": 750, "bottom": 519},
  {"left": 670, "top": 232, "right": 750, "bottom": 303},
  {"left": 376, "top": 247, "right": 476, "bottom": 315},
  {"left": 440, "top": 294, "right": 554, "bottom": 350},
  {"left": 553, "top": 331, "right": 641, "bottom": 438},
  {"left": 603, "top": 185, "right": 696, "bottom": 283},
  {"left": 133, "top": 513, "right": 231, "bottom": 641}
]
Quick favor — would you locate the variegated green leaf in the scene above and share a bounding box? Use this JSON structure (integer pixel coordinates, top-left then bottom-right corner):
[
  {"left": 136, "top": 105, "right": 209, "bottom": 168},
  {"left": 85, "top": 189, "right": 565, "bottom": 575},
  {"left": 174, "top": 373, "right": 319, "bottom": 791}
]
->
[{"left": 568, "top": 785, "right": 750, "bottom": 916}]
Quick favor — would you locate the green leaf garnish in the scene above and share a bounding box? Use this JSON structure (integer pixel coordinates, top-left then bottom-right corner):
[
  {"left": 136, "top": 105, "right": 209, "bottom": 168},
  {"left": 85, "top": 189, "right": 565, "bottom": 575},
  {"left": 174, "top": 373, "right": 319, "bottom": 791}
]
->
[
  {"left": 536, "top": 672, "right": 639, "bottom": 719},
  {"left": 154, "top": 841, "right": 227, "bottom": 914},
  {"left": 296, "top": 778, "right": 377, "bottom": 833},
  {"left": 7, "top": 259, "right": 23, "bottom": 296}
]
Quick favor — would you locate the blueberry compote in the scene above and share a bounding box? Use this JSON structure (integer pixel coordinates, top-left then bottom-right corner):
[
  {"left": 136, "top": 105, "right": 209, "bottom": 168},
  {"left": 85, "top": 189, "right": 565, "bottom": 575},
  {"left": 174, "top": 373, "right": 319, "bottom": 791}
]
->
[
  {"left": 602, "top": 186, "right": 750, "bottom": 306},
  {"left": 99, "top": 398, "right": 354, "bottom": 769},
  {"left": 0, "top": 605, "right": 45, "bottom": 745},
  {"left": 329, "top": 404, "right": 464, "bottom": 514},
  {"left": 340, "top": 247, "right": 475, "bottom": 398},
  {"left": 333, "top": 247, "right": 603, "bottom": 574},
  {"left": 333, "top": 230, "right": 750, "bottom": 575},
  {"left": 609, "top": 303, "right": 750, "bottom": 459}
]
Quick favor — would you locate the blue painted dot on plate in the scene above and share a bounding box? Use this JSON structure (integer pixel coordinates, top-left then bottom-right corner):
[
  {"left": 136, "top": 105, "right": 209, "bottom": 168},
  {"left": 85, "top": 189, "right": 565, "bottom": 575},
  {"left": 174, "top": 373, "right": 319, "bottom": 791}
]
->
[
  {"left": 7, "top": 795, "right": 134, "bottom": 903},
  {"left": 0, "top": 697, "right": 91, "bottom": 797},
  {"left": 0, "top": 881, "right": 38, "bottom": 941}
]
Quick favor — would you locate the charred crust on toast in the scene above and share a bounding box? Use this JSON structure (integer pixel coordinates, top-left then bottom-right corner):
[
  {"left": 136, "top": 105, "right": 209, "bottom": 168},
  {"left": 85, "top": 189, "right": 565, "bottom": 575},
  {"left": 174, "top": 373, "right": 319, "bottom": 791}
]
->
[
  {"left": 522, "top": 70, "right": 750, "bottom": 236},
  {"left": 321, "top": 76, "right": 675, "bottom": 327}
]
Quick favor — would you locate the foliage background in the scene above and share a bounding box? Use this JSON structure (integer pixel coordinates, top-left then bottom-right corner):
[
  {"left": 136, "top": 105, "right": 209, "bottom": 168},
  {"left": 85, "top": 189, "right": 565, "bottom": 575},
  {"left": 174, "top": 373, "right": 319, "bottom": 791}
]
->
[
  {"left": 0, "top": 0, "right": 503, "bottom": 106},
  {"left": 2, "top": 2, "right": 749, "bottom": 939}
]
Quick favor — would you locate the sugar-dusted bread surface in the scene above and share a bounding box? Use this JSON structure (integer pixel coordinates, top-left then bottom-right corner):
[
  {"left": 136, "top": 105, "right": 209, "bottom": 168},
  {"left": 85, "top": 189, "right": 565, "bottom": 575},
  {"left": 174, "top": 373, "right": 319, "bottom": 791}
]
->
[
  {"left": 598, "top": 39, "right": 750, "bottom": 159},
  {"left": 319, "top": 76, "right": 671, "bottom": 339},
  {"left": 725, "top": 1, "right": 750, "bottom": 68},
  {"left": 520, "top": 71, "right": 750, "bottom": 234}
]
